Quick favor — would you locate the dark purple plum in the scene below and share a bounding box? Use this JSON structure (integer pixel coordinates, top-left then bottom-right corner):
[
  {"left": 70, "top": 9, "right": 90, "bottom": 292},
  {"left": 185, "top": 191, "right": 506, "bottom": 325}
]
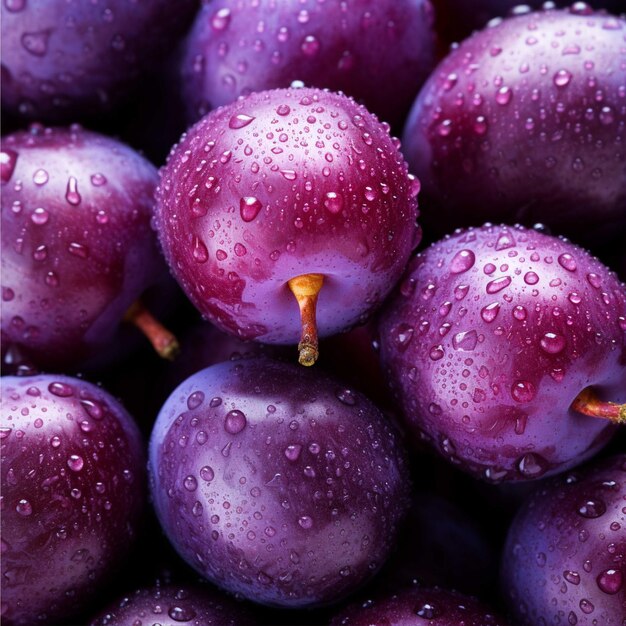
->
[
  {"left": 1, "top": 124, "right": 174, "bottom": 371},
  {"left": 403, "top": 6, "right": 626, "bottom": 247},
  {"left": 379, "top": 224, "right": 626, "bottom": 482},
  {"left": 432, "top": 0, "right": 624, "bottom": 45},
  {"left": 1, "top": 375, "right": 145, "bottom": 626},
  {"left": 180, "top": 0, "right": 437, "bottom": 129},
  {"left": 329, "top": 586, "right": 509, "bottom": 625},
  {"left": 149, "top": 357, "right": 410, "bottom": 608},
  {"left": 502, "top": 454, "right": 626, "bottom": 625},
  {"left": 89, "top": 581, "right": 257, "bottom": 626},
  {"left": 1, "top": 0, "right": 198, "bottom": 122},
  {"left": 156, "top": 87, "right": 420, "bottom": 366}
]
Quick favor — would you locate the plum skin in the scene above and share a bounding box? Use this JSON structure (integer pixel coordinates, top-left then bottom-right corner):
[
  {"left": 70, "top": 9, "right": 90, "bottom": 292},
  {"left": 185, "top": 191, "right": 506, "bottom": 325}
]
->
[
  {"left": 1, "top": 125, "right": 164, "bottom": 370},
  {"left": 501, "top": 454, "right": 626, "bottom": 625},
  {"left": 0, "top": 375, "right": 146, "bottom": 626},
  {"left": 156, "top": 87, "right": 420, "bottom": 346},
  {"left": 180, "top": 0, "right": 437, "bottom": 129},
  {"left": 403, "top": 7, "right": 626, "bottom": 246},
  {"left": 149, "top": 357, "right": 411, "bottom": 608},
  {"left": 378, "top": 224, "right": 626, "bottom": 482}
]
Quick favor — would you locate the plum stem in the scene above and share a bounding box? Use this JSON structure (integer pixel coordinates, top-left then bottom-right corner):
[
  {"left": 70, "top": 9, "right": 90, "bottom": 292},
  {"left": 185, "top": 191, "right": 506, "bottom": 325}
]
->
[
  {"left": 571, "top": 387, "right": 626, "bottom": 425},
  {"left": 288, "top": 273, "right": 324, "bottom": 367},
  {"left": 124, "top": 301, "right": 180, "bottom": 360}
]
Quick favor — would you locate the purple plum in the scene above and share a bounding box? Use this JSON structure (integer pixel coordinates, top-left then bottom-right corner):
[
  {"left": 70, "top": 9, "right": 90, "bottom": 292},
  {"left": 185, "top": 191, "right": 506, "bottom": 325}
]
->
[
  {"left": 379, "top": 224, "right": 626, "bottom": 482},
  {"left": 180, "top": 0, "right": 437, "bottom": 129},
  {"left": 502, "top": 454, "right": 626, "bottom": 625},
  {"left": 1, "top": 375, "right": 145, "bottom": 626},
  {"left": 1, "top": 0, "right": 198, "bottom": 122},
  {"left": 403, "top": 6, "right": 626, "bottom": 247},
  {"left": 149, "top": 356, "right": 410, "bottom": 608},
  {"left": 1, "top": 124, "right": 174, "bottom": 371},
  {"left": 156, "top": 87, "right": 420, "bottom": 366}
]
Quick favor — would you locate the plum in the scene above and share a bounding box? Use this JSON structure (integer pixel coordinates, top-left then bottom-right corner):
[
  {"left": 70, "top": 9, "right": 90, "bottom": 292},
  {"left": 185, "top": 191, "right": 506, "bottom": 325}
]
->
[
  {"left": 378, "top": 224, "right": 626, "bottom": 482},
  {"left": 1, "top": 124, "right": 175, "bottom": 371},
  {"left": 403, "top": 6, "right": 626, "bottom": 247},
  {"left": 89, "top": 581, "right": 257, "bottom": 626},
  {"left": 329, "top": 586, "right": 509, "bottom": 625},
  {"left": 1, "top": 0, "right": 198, "bottom": 122},
  {"left": 156, "top": 87, "right": 420, "bottom": 366},
  {"left": 502, "top": 454, "right": 626, "bottom": 625},
  {"left": 1, "top": 375, "right": 145, "bottom": 626},
  {"left": 180, "top": 0, "right": 437, "bottom": 129},
  {"left": 149, "top": 356, "right": 410, "bottom": 608}
]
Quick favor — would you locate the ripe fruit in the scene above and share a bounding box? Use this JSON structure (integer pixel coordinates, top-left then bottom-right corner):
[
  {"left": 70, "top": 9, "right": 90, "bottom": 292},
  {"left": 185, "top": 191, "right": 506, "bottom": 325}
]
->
[
  {"left": 149, "top": 357, "right": 410, "bottom": 608},
  {"left": 329, "top": 586, "right": 508, "bottom": 625},
  {"left": 89, "top": 581, "right": 257, "bottom": 626},
  {"left": 502, "top": 454, "right": 626, "bottom": 625},
  {"left": 180, "top": 0, "right": 437, "bottom": 128},
  {"left": 403, "top": 6, "right": 626, "bottom": 247},
  {"left": 1, "top": 375, "right": 145, "bottom": 626},
  {"left": 156, "top": 87, "right": 420, "bottom": 366},
  {"left": 1, "top": 0, "right": 197, "bottom": 122},
  {"left": 378, "top": 224, "right": 626, "bottom": 482},
  {"left": 1, "top": 124, "right": 174, "bottom": 370}
]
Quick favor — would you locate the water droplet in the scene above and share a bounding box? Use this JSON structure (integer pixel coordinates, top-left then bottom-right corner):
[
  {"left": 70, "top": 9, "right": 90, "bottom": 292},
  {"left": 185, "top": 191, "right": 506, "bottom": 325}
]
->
[
  {"left": 564, "top": 570, "right": 581, "bottom": 585},
  {"left": 486, "top": 276, "right": 511, "bottom": 294},
  {"left": 298, "top": 515, "right": 313, "bottom": 529},
  {"left": 168, "top": 605, "right": 197, "bottom": 622},
  {"left": 16, "top": 499, "right": 32, "bottom": 516},
  {"left": 540, "top": 332, "right": 565, "bottom": 354},
  {"left": 578, "top": 499, "right": 606, "bottom": 518},
  {"left": 392, "top": 323, "right": 414, "bottom": 350},
  {"left": 211, "top": 7, "right": 231, "bottom": 30},
  {"left": 276, "top": 104, "right": 290, "bottom": 116},
  {"left": 68, "top": 242, "right": 89, "bottom": 259},
  {"left": 452, "top": 330, "right": 478, "bottom": 351},
  {"left": 301, "top": 35, "right": 320, "bottom": 56},
  {"left": 450, "top": 249, "right": 475, "bottom": 273},
  {"left": 280, "top": 169, "right": 297, "bottom": 181},
  {"left": 67, "top": 455, "right": 84, "bottom": 471},
  {"left": 4, "top": 0, "right": 26, "bottom": 12},
  {"left": 496, "top": 86, "right": 512, "bottom": 105},
  {"left": 481, "top": 302, "right": 500, "bottom": 323},
  {"left": 228, "top": 113, "right": 255, "bottom": 129},
  {"left": 31, "top": 207, "right": 49, "bottom": 225},
  {"left": 224, "top": 410, "right": 246, "bottom": 434},
  {"left": 558, "top": 253, "right": 577, "bottom": 272},
  {"left": 240, "top": 196, "right": 262, "bottom": 222},
  {"left": 192, "top": 236, "right": 208, "bottom": 263},
  {"left": 200, "top": 466, "right": 214, "bottom": 482},
  {"left": 284, "top": 444, "right": 302, "bottom": 461},
  {"left": 429, "top": 345, "right": 444, "bottom": 361},
  {"left": 184, "top": 475, "right": 197, "bottom": 491},
  {"left": 187, "top": 391, "right": 205, "bottom": 410},
  {"left": 90, "top": 173, "right": 107, "bottom": 186},
  {"left": 48, "top": 382, "right": 74, "bottom": 397},
  {"left": 415, "top": 603, "right": 442, "bottom": 619},
  {"left": 1, "top": 149, "right": 18, "bottom": 183},
  {"left": 65, "top": 176, "right": 81, "bottom": 205},
  {"left": 524, "top": 271, "right": 539, "bottom": 285},
  {"left": 511, "top": 380, "right": 536, "bottom": 403},
  {"left": 554, "top": 69, "right": 573, "bottom": 87},
  {"left": 21, "top": 30, "right": 49, "bottom": 56},
  {"left": 517, "top": 452, "right": 547, "bottom": 477},
  {"left": 596, "top": 568, "right": 622, "bottom": 594},
  {"left": 323, "top": 192, "right": 343, "bottom": 214},
  {"left": 336, "top": 389, "right": 357, "bottom": 405},
  {"left": 579, "top": 599, "right": 594, "bottom": 614},
  {"left": 32, "top": 169, "right": 48, "bottom": 185}
]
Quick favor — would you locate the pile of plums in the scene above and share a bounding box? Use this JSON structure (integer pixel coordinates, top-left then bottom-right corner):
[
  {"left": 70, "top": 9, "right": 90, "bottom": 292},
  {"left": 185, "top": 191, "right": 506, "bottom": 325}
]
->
[{"left": 2, "top": 1, "right": 625, "bottom": 625}]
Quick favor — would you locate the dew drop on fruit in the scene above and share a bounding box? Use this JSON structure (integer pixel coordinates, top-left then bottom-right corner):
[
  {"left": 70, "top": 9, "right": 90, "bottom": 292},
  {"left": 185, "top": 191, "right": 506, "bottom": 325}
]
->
[
  {"left": 187, "top": 391, "right": 205, "bottom": 410},
  {"left": 67, "top": 454, "right": 84, "bottom": 472},
  {"left": 517, "top": 452, "right": 547, "bottom": 477},
  {"left": 48, "top": 381, "right": 74, "bottom": 397},
  {"left": 298, "top": 515, "right": 313, "bottom": 529},
  {"left": 31, "top": 207, "right": 49, "bottom": 225},
  {"left": 301, "top": 35, "right": 320, "bottom": 56},
  {"left": 495, "top": 86, "right": 512, "bottom": 105},
  {"left": 558, "top": 253, "right": 577, "bottom": 272},
  {"left": 183, "top": 475, "right": 197, "bottom": 491},
  {"left": 276, "top": 104, "right": 290, "bottom": 116},
  {"left": 392, "top": 323, "right": 414, "bottom": 350},
  {"left": 21, "top": 30, "right": 49, "bottom": 56},
  {"left": 596, "top": 568, "right": 622, "bottom": 594},
  {"left": 16, "top": 499, "right": 32, "bottom": 516},
  {"left": 191, "top": 236, "right": 208, "bottom": 263},
  {"left": 452, "top": 330, "right": 478, "bottom": 351},
  {"left": 211, "top": 7, "right": 231, "bottom": 30},
  {"left": 579, "top": 599, "right": 594, "bottom": 614},
  {"left": 284, "top": 444, "right": 302, "bottom": 461},
  {"left": 564, "top": 570, "right": 581, "bottom": 585},
  {"left": 415, "top": 602, "right": 443, "bottom": 619},
  {"left": 577, "top": 499, "right": 606, "bottom": 518},
  {"left": 240, "top": 196, "right": 262, "bottom": 222},
  {"left": 429, "top": 345, "right": 444, "bottom": 361},
  {"left": 65, "top": 176, "right": 81, "bottom": 205},
  {"left": 168, "top": 604, "right": 197, "bottom": 622},
  {"left": 336, "top": 389, "right": 357, "bottom": 406},
  {"left": 32, "top": 169, "right": 48, "bottom": 185},
  {"left": 481, "top": 302, "right": 500, "bottom": 323},
  {"left": 511, "top": 381, "right": 535, "bottom": 403},
  {"left": 228, "top": 114, "right": 255, "bottom": 129},
  {"left": 90, "top": 173, "right": 107, "bottom": 186},
  {"left": 200, "top": 466, "right": 214, "bottom": 482},
  {"left": 540, "top": 332, "right": 566, "bottom": 354},
  {"left": 486, "top": 276, "right": 511, "bottom": 294},
  {"left": 324, "top": 191, "right": 343, "bottom": 214},
  {"left": 554, "top": 69, "right": 573, "bottom": 87},
  {"left": 224, "top": 410, "right": 246, "bottom": 434},
  {"left": 524, "top": 271, "right": 539, "bottom": 285},
  {"left": 450, "top": 249, "right": 475, "bottom": 273},
  {"left": 68, "top": 242, "right": 89, "bottom": 259},
  {"left": 1, "top": 149, "right": 18, "bottom": 183}
]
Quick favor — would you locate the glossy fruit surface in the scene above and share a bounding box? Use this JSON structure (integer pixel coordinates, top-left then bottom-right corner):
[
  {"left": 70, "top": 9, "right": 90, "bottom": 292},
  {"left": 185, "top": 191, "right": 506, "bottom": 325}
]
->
[
  {"left": 379, "top": 224, "right": 626, "bottom": 482},
  {"left": 502, "top": 454, "right": 626, "bottom": 625},
  {"left": 1, "top": 124, "right": 164, "bottom": 370},
  {"left": 157, "top": 87, "right": 420, "bottom": 349},
  {"left": 329, "top": 586, "right": 509, "bottom": 625},
  {"left": 1, "top": 374, "right": 145, "bottom": 626},
  {"left": 149, "top": 357, "right": 410, "bottom": 608},
  {"left": 89, "top": 581, "right": 257, "bottom": 626},
  {"left": 1, "top": 0, "right": 197, "bottom": 122},
  {"left": 403, "top": 6, "right": 626, "bottom": 246},
  {"left": 180, "top": 0, "right": 437, "bottom": 128}
]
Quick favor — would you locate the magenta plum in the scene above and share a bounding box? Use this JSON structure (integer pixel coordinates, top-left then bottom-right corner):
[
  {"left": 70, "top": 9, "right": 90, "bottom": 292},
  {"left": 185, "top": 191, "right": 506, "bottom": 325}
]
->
[
  {"left": 1, "top": 0, "right": 197, "bottom": 122},
  {"left": 156, "top": 87, "right": 420, "bottom": 365},
  {"left": 1, "top": 124, "right": 172, "bottom": 370},
  {"left": 378, "top": 224, "right": 626, "bottom": 482},
  {"left": 329, "top": 586, "right": 509, "bottom": 625},
  {"left": 0, "top": 375, "right": 145, "bottom": 626},
  {"left": 403, "top": 6, "right": 626, "bottom": 246},
  {"left": 502, "top": 454, "right": 626, "bottom": 625},
  {"left": 180, "top": 0, "right": 437, "bottom": 129},
  {"left": 89, "top": 581, "right": 257, "bottom": 626},
  {"left": 149, "top": 357, "right": 410, "bottom": 608}
]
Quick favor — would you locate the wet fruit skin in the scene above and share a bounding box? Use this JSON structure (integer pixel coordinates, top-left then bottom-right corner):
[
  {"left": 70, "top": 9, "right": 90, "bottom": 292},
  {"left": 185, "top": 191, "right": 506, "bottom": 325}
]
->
[
  {"left": 156, "top": 87, "right": 420, "bottom": 348},
  {"left": 502, "top": 454, "right": 626, "bottom": 625},
  {"left": 403, "top": 7, "right": 626, "bottom": 247},
  {"left": 1, "top": 125, "right": 165, "bottom": 371},
  {"left": 0, "top": 375, "right": 146, "bottom": 626},
  {"left": 0, "top": 0, "right": 198, "bottom": 122},
  {"left": 89, "top": 581, "right": 257, "bottom": 626},
  {"left": 329, "top": 586, "right": 509, "bottom": 625},
  {"left": 180, "top": 0, "right": 437, "bottom": 129},
  {"left": 149, "top": 356, "right": 411, "bottom": 608},
  {"left": 378, "top": 224, "right": 626, "bottom": 482}
]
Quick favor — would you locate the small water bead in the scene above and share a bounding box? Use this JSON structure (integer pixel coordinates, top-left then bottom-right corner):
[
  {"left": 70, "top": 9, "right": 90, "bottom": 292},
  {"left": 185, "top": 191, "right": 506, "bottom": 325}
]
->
[
  {"left": 16, "top": 499, "right": 32, "bottom": 516},
  {"left": 336, "top": 389, "right": 357, "bottom": 405},
  {"left": 187, "top": 391, "right": 205, "bottom": 410},
  {"left": 415, "top": 602, "right": 443, "bottom": 619},
  {"left": 298, "top": 515, "right": 313, "bottom": 529},
  {"left": 558, "top": 253, "right": 577, "bottom": 272},
  {"left": 48, "top": 381, "right": 74, "bottom": 397},
  {"left": 452, "top": 330, "right": 478, "bottom": 351},
  {"left": 67, "top": 455, "right": 84, "bottom": 472},
  {"left": 513, "top": 305, "right": 527, "bottom": 321},
  {"left": 579, "top": 599, "right": 594, "bottom": 615},
  {"left": 228, "top": 113, "right": 255, "bottom": 129},
  {"left": 392, "top": 323, "right": 414, "bottom": 349},
  {"left": 596, "top": 569, "right": 623, "bottom": 595},
  {"left": 31, "top": 207, "right": 50, "bottom": 225},
  {"left": 495, "top": 86, "right": 512, "bottom": 105},
  {"left": 65, "top": 176, "right": 81, "bottom": 205},
  {"left": 183, "top": 475, "right": 198, "bottom": 491},
  {"left": 284, "top": 444, "right": 302, "bottom": 461},
  {"left": 224, "top": 410, "right": 246, "bottom": 434},
  {"left": 240, "top": 196, "right": 262, "bottom": 222},
  {"left": 554, "top": 69, "right": 573, "bottom": 87},
  {"left": 473, "top": 116, "right": 488, "bottom": 135},
  {"left": 524, "top": 271, "right": 539, "bottom": 285},
  {"left": 168, "top": 605, "right": 197, "bottom": 622},
  {"left": 568, "top": 292, "right": 582, "bottom": 305},
  {"left": 454, "top": 284, "right": 469, "bottom": 300},
  {"left": 200, "top": 466, "right": 215, "bottom": 482},
  {"left": 429, "top": 345, "right": 445, "bottom": 361},
  {"left": 324, "top": 192, "right": 343, "bottom": 214},
  {"left": 90, "top": 173, "right": 107, "bottom": 186},
  {"left": 486, "top": 276, "right": 511, "bottom": 294},
  {"left": 540, "top": 332, "right": 566, "bottom": 354},
  {"left": 32, "top": 169, "right": 48, "bottom": 185},
  {"left": 450, "top": 249, "right": 475, "bottom": 273},
  {"left": 564, "top": 570, "right": 581, "bottom": 585},
  {"left": 301, "top": 35, "right": 320, "bottom": 56},
  {"left": 276, "top": 104, "right": 290, "bottom": 116},
  {"left": 481, "top": 302, "right": 500, "bottom": 323},
  {"left": 511, "top": 380, "right": 536, "bottom": 403},
  {"left": 68, "top": 242, "right": 89, "bottom": 259},
  {"left": 211, "top": 7, "right": 231, "bottom": 30},
  {"left": 517, "top": 452, "right": 547, "bottom": 477},
  {"left": 578, "top": 499, "right": 606, "bottom": 518}
]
